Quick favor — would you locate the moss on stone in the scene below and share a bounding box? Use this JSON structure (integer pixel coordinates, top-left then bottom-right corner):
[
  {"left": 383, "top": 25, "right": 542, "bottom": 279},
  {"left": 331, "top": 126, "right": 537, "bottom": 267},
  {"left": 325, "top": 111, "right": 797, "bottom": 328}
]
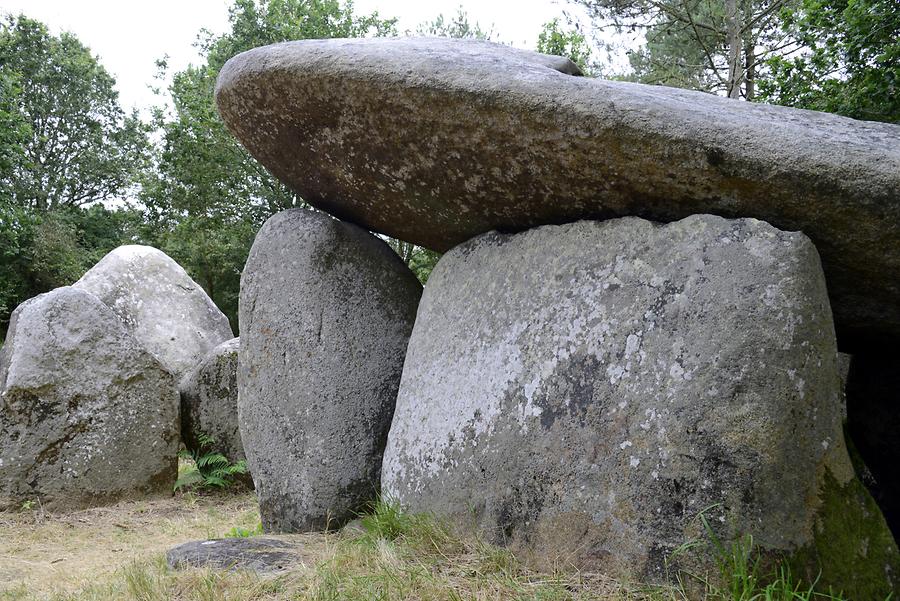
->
[{"left": 790, "top": 469, "right": 900, "bottom": 600}]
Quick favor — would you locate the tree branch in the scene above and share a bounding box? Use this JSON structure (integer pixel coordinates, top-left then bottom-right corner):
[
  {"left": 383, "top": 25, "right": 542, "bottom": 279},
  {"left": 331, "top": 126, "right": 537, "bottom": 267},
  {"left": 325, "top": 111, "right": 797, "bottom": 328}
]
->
[{"left": 681, "top": 0, "right": 728, "bottom": 83}]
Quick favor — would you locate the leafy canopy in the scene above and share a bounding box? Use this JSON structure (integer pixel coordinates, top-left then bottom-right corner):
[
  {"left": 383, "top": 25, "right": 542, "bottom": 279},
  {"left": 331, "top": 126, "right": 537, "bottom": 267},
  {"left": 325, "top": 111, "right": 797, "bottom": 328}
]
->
[
  {"left": 0, "top": 14, "right": 147, "bottom": 210},
  {"left": 569, "top": 0, "right": 804, "bottom": 99},
  {"left": 0, "top": 16, "right": 144, "bottom": 336},
  {"left": 537, "top": 18, "right": 594, "bottom": 74},
  {"left": 142, "top": 0, "right": 397, "bottom": 331},
  {"left": 760, "top": 0, "right": 899, "bottom": 123},
  {"left": 417, "top": 6, "right": 495, "bottom": 40}
]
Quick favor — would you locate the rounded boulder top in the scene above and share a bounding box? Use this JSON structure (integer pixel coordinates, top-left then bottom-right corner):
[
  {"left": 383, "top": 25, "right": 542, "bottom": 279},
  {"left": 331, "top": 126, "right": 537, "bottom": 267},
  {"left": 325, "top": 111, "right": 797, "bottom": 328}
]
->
[
  {"left": 215, "top": 36, "right": 900, "bottom": 349},
  {"left": 74, "top": 245, "right": 234, "bottom": 379}
]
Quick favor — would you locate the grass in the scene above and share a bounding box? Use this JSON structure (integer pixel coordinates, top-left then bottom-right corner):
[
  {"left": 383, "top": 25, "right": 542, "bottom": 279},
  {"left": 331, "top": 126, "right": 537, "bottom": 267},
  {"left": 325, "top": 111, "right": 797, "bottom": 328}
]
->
[
  {"left": 0, "top": 494, "right": 854, "bottom": 601},
  {"left": 0, "top": 490, "right": 262, "bottom": 599}
]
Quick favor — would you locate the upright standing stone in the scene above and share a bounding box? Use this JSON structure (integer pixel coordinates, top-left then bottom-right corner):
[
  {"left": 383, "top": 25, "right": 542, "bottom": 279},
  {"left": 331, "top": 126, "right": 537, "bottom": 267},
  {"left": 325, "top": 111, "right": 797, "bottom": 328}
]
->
[
  {"left": 179, "top": 337, "right": 244, "bottom": 464},
  {"left": 382, "top": 215, "right": 899, "bottom": 598},
  {"left": 74, "top": 245, "right": 234, "bottom": 380},
  {"left": 0, "top": 287, "right": 180, "bottom": 510},
  {"left": 239, "top": 209, "right": 421, "bottom": 532}
]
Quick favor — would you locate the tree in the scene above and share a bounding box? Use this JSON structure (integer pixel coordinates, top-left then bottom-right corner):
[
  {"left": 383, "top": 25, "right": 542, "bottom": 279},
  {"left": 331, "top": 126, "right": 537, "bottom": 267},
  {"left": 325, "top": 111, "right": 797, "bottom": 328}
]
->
[
  {"left": 0, "top": 15, "right": 147, "bottom": 210},
  {"left": 0, "top": 203, "right": 142, "bottom": 336},
  {"left": 759, "top": 0, "right": 899, "bottom": 123},
  {"left": 0, "top": 16, "right": 145, "bottom": 337},
  {"left": 571, "top": 0, "right": 803, "bottom": 99},
  {"left": 0, "top": 72, "right": 28, "bottom": 200},
  {"left": 537, "top": 18, "right": 594, "bottom": 74},
  {"left": 417, "top": 6, "right": 495, "bottom": 40},
  {"left": 143, "top": 0, "right": 397, "bottom": 331}
]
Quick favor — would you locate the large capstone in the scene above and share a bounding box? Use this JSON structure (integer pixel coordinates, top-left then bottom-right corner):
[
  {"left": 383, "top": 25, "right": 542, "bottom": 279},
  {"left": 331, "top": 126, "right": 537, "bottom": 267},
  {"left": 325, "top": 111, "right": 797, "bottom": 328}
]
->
[
  {"left": 215, "top": 37, "right": 900, "bottom": 348},
  {"left": 179, "top": 337, "right": 244, "bottom": 465},
  {"left": 239, "top": 209, "right": 422, "bottom": 532},
  {"left": 0, "top": 287, "right": 180, "bottom": 510},
  {"left": 74, "top": 245, "right": 234, "bottom": 380},
  {"left": 382, "top": 215, "right": 899, "bottom": 598}
]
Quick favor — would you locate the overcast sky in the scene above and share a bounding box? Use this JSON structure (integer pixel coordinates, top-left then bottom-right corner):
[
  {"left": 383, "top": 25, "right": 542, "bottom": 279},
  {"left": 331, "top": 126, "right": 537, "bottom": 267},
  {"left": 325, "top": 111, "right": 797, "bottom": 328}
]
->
[{"left": 0, "top": 0, "right": 585, "bottom": 111}]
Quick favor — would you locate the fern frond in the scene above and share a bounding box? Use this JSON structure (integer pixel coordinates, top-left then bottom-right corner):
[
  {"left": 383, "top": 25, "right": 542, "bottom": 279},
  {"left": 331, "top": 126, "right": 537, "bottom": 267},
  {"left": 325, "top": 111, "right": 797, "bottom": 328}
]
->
[
  {"left": 177, "top": 432, "right": 248, "bottom": 491},
  {"left": 174, "top": 469, "right": 204, "bottom": 491},
  {"left": 196, "top": 453, "right": 229, "bottom": 469}
]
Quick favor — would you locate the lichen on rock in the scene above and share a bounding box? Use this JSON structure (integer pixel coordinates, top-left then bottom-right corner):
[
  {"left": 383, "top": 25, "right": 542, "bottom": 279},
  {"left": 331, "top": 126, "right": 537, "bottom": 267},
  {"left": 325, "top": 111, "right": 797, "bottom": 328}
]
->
[{"left": 382, "top": 214, "right": 898, "bottom": 594}]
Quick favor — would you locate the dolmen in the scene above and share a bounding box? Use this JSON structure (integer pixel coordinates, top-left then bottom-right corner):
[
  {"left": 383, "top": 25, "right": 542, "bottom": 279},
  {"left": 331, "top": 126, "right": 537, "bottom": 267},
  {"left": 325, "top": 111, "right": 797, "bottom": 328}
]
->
[
  {"left": 0, "top": 246, "right": 235, "bottom": 509},
  {"left": 217, "top": 37, "right": 900, "bottom": 596}
]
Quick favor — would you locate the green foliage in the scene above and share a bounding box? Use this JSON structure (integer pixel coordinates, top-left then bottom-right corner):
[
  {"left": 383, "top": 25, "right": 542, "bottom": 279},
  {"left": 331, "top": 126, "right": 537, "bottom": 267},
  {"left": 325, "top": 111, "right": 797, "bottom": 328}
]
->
[
  {"left": 759, "top": 0, "right": 899, "bottom": 123},
  {"left": 668, "top": 504, "right": 857, "bottom": 601},
  {"left": 0, "top": 203, "right": 141, "bottom": 336},
  {"left": 385, "top": 238, "right": 440, "bottom": 285},
  {"left": 626, "top": 1, "right": 729, "bottom": 91},
  {"left": 571, "top": 0, "right": 803, "bottom": 99},
  {"left": 201, "top": 0, "right": 396, "bottom": 72},
  {"left": 226, "top": 522, "right": 263, "bottom": 538},
  {"left": 575, "top": 0, "right": 897, "bottom": 109},
  {"left": 174, "top": 433, "right": 248, "bottom": 491},
  {"left": 143, "top": 0, "right": 397, "bottom": 331},
  {"left": 356, "top": 499, "right": 457, "bottom": 554},
  {"left": 537, "top": 18, "right": 593, "bottom": 74},
  {"left": 417, "top": 6, "right": 495, "bottom": 40},
  {"left": 0, "top": 14, "right": 148, "bottom": 210},
  {"left": 0, "top": 15, "right": 146, "bottom": 337},
  {"left": 358, "top": 500, "right": 416, "bottom": 543},
  {"left": 0, "top": 71, "right": 29, "bottom": 196}
]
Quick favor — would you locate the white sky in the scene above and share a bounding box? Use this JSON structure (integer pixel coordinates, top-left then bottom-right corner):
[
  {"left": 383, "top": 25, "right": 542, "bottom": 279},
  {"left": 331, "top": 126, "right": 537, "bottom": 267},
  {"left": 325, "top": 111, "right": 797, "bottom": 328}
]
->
[{"left": 0, "top": 0, "right": 585, "bottom": 112}]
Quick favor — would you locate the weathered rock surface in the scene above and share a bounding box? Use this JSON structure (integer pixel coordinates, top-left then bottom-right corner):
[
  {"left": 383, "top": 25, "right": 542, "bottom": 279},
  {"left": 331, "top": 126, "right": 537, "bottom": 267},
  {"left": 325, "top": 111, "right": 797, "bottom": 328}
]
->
[
  {"left": 215, "top": 37, "right": 900, "bottom": 348},
  {"left": 167, "top": 537, "right": 304, "bottom": 572},
  {"left": 74, "top": 245, "right": 234, "bottom": 379},
  {"left": 179, "top": 337, "right": 244, "bottom": 464},
  {"left": 382, "top": 215, "right": 899, "bottom": 597},
  {"left": 0, "top": 287, "right": 180, "bottom": 510},
  {"left": 239, "top": 209, "right": 422, "bottom": 532}
]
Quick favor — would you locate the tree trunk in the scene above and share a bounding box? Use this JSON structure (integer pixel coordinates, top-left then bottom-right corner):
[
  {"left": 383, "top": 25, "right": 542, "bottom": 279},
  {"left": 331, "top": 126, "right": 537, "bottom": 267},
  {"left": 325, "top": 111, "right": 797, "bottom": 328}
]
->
[
  {"left": 742, "top": 0, "right": 756, "bottom": 101},
  {"left": 725, "top": 0, "right": 743, "bottom": 99},
  {"left": 744, "top": 38, "right": 756, "bottom": 101}
]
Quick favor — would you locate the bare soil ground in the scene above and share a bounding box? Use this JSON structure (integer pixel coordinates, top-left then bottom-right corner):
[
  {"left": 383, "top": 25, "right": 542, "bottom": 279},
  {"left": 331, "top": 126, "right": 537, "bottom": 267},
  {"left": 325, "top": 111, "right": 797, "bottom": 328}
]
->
[{"left": 0, "top": 491, "right": 262, "bottom": 598}]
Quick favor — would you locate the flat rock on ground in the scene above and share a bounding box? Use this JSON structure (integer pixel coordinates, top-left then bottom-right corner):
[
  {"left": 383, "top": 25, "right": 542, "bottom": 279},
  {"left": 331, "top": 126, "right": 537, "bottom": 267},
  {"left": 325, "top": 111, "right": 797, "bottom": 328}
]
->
[
  {"left": 215, "top": 37, "right": 900, "bottom": 348},
  {"left": 166, "top": 537, "right": 304, "bottom": 572},
  {"left": 75, "top": 245, "right": 234, "bottom": 379},
  {"left": 382, "top": 215, "right": 899, "bottom": 598},
  {"left": 0, "top": 287, "right": 180, "bottom": 510}
]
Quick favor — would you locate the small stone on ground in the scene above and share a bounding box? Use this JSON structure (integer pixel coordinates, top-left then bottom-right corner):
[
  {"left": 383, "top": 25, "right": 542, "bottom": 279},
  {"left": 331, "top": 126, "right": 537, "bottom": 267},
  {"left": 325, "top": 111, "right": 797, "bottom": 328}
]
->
[{"left": 166, "top": 537, "right": 305, "bottom": 572}]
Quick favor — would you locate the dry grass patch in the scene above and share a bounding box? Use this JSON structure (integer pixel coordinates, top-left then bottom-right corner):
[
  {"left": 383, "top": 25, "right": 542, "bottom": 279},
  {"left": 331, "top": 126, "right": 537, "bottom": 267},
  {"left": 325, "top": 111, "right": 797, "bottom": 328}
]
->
[
  {"left": 2, "top": 495, "right": 837, "bottom": 601},
  {"left": 0, "top": 490, "right": 262, "bottom": 599},
  {"left": 0, "top": 492, "right": 656, "bottom": 601}
]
